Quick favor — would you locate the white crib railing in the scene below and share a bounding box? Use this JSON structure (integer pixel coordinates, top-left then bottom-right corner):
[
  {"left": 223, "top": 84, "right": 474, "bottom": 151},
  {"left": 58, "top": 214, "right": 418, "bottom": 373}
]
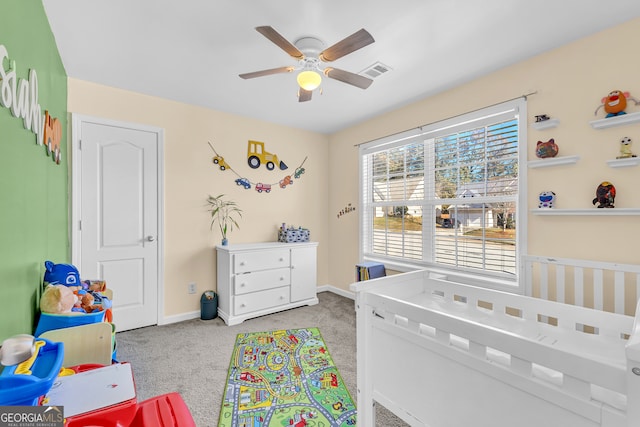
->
[{"left": 522, "top": 255, "right": 640, "bottom": 316}]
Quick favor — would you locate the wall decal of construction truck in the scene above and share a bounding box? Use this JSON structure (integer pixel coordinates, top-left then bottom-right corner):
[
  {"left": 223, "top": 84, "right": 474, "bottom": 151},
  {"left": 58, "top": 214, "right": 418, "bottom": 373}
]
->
[
  {"left": 208, "top": 141, "right": 307, "bottom": 193},
  {"left": 247, "top": 140, "right": 288, "bottom": 170}
]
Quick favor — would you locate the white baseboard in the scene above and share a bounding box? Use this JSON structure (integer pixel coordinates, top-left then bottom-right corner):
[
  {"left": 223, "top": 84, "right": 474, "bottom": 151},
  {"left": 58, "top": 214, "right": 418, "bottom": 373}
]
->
[
  {"left": 158, "top": 310, "right": 200, "bottom": 325},
  {"left": 317, "top": 284, "right": 355, "bottom": 300},
  {"left": 158, "top": 286, "right": 353, "bottom": 326}
]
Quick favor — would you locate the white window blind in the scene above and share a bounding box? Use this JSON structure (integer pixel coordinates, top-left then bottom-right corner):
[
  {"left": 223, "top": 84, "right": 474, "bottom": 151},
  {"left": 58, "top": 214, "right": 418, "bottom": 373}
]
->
[{"left": 359, "top": 98, "right": 527, "bottom": 280}]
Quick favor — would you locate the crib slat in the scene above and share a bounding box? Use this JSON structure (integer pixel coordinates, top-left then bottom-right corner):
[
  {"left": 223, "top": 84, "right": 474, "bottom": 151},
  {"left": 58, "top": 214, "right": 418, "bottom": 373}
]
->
[
  {"left": 593, "top": 269, "right": 603, "bottom": 311},
  {"left": 524, "top": 259, "right": 534, "bottom": 298},
  {"left": 574, "top": 267, "right": 584, "bottom": 308},
  {"left": 511, "top": 356, "right": 532, "bottom": 376},
  {"left": 540, "top": 263, "right": 549, "bottom": 300},
  {"left": 436, "top": 329, "right": 449, "bottom": 345},
  {"left": 614, "top": 271, "right": 624, "bottom": 315},
  {"left": 637, "top": 274, "right": 640, "bottom": 315},
  {"left": 555, "top": 265, "right": 565, "bottom": 303},
  {"left": 469, "top": 341, "right": 486, "bottom": 359}
]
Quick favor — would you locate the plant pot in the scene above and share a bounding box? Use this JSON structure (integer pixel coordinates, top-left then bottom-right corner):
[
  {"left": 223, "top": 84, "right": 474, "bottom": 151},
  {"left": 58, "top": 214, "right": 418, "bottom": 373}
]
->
[{"left": 221, "top": 238, "right": 228, "bottom": 246}]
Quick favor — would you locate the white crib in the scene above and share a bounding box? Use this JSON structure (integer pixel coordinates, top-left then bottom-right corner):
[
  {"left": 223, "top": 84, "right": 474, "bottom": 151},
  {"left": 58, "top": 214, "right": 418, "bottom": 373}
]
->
[
  {"left": 351, "top": 269, "right": 640, "bottom": 427},
  {"left": 522, "top": 256, "right": 640, "bottom": 316}
]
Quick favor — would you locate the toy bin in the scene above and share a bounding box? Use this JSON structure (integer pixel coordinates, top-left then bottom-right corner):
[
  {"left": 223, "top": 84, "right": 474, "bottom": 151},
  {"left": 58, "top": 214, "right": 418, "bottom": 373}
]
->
[
  {"left": 278, "top": 227, "right": 310, "bottom": 243},
  {"left": 35, "top": 310, "right": 105, "bottom": 337},
  {"left": 200, "top": 291, "right": 218, "bottom": 320},
  {"left": 0, "top": 338, "right": 64, "bottom": 406}
]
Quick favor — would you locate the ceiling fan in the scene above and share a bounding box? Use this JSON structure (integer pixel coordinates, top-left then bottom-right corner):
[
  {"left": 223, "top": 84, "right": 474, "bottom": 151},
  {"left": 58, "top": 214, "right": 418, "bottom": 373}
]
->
[{"left": 239, "top": 26, "right": 375, "bottom": 102}]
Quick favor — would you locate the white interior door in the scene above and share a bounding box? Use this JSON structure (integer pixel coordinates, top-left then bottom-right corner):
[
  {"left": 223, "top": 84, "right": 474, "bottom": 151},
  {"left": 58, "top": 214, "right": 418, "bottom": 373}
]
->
[{"left": 72, "top": 115, "right": 163, "bottom": 332}]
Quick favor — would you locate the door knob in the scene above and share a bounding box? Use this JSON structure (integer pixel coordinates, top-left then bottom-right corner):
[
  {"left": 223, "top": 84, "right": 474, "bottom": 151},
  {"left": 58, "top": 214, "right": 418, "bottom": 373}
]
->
[{"left": 146, "top": 235, "right": 155, "bottom": 242}]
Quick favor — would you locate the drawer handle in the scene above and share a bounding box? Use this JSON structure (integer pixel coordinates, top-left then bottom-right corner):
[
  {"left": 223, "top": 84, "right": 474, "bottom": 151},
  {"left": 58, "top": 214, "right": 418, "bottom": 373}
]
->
[
  {"left": 240, "top": 303, "right": 246, "bottom": 308},
  {"left": 279, "top": 296, "right": 285, "bottom": 300},
  {"left": 279, "top": 257, "right": 284, "bottom": 262},
  {"left": 280, "top": 277, "right": 284, "bottom": 281},
  {"left": 240, "top": 262, "right": 246, "bottom": 266},
  {"left": 240, "top": 283, "right": 246, "bottom": 287}
]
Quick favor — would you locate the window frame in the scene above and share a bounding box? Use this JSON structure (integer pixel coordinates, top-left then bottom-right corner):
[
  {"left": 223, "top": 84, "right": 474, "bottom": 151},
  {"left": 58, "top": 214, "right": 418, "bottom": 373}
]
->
[{"left": 359, "top": 98, "right": 528, "bottom": 292}]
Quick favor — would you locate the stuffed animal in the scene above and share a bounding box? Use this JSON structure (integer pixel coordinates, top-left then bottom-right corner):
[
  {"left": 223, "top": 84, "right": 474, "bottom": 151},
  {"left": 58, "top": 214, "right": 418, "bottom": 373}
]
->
[
  {"left": 40, "top": 284, "right": 78, "bottom": 314},
  {"left": 79, "top": 293, "right": 102, "bottom": 313},
  {"left": 538, "top": 191, "right": 556, "bottom": 208},
  {"left": 617, "top": 136, "right": 636, "bottom": 159},
  {"left": 594, "top": 90, "right": 640, "bottom": 117},
  {"left": 593, "top": 181, "right": 616, "bottom": 208},
  {"left": 43, "top": 261, "right": 85, "bottom": 292},
  {"left": 535, "top": 139, "right": 559, "bottom": 158}
]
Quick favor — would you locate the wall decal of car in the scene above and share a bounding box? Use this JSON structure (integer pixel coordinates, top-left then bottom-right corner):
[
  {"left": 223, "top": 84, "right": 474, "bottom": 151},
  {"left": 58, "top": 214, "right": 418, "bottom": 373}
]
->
[
  {"left": 279, "top": 175, "right": 293, "bottom": 188},
  {"left": 212, "top": 155, "right": 229, "bottom": 171},
  {"left": 294, "top": 167, "right": 305, "bottom": 179},
  {"left": 235, "top": 177, "right": 251, "bottom": 189},
  {"left": 255, "top": 183, "right": 271, "bottom": 193}
]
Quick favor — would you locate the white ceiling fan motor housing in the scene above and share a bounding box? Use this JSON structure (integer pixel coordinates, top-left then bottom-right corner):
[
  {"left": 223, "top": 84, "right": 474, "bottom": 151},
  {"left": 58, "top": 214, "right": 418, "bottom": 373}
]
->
[{"left": 295, "top": 36, "right": 325, "bottom": 71}]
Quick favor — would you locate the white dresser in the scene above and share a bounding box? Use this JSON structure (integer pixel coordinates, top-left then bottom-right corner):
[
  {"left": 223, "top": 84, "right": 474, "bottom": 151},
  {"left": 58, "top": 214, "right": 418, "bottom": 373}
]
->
[{"left": 216, "top": 242, "right": 318, "bottom": 325}]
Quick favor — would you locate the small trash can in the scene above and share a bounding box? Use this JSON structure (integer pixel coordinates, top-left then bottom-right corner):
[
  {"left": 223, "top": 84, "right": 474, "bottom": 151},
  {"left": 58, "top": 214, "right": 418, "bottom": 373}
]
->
[{"left": 200, "top": 291, "right": 218, "bottom": 320}]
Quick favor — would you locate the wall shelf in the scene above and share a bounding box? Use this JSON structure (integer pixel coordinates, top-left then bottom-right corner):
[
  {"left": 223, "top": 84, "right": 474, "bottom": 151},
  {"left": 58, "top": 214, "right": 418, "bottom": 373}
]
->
[
  {"left": 528, "top": 155, "right": 579, "bottom": 168},
  {"left": 607, "top": 157, "right": 640, "bottom": 168},
  {"left": 531, "top": 119, "right": 559, "bottom": 130},
  {"left": 531, "top": 208, "right": 640, "bottom": 216},
  {"left": 589, "top": 111, "right": 640, "bottom": 129}
]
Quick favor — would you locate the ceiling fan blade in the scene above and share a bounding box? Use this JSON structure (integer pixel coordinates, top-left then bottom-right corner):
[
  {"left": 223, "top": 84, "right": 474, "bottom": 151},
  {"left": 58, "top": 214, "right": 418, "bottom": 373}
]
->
[
  {"left": 298, "top": 89, "right": 313, "bottom": 102},
  {"left": 239, "top": 66, "right": 294, "bottom": 79},
  {"left": 324, "top": 67, "right": 373, "bottom": 89},
  {"left": 255, "top": 26, "right": 304, "bottom": 59},
  {"left": 319, "top": 29, "right": 374, "bottom": 62}
]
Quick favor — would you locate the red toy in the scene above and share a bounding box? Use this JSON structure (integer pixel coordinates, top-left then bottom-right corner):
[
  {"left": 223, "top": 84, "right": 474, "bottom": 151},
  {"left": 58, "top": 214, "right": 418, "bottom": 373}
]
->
[{"left": 54, "top": 363, "right": 195, "bottom": 427}]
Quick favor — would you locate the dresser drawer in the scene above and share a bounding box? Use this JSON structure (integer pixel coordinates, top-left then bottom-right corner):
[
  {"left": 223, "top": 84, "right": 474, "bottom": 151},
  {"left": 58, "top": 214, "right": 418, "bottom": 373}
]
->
[
  {"left": 234, "top": 286, "right": 290, "bottom": 315},
  {"left": 233, "top": 249, "right": 290, "bottom": 273},
  {"left": 234, "top": 268, "right": 290, "bottom": 295}
]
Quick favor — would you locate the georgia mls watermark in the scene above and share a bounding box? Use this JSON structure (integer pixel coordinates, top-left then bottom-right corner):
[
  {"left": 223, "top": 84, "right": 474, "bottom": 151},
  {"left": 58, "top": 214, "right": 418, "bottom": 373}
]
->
[{"left": 0, "top": 406, "right": 63, "bottom": 427}]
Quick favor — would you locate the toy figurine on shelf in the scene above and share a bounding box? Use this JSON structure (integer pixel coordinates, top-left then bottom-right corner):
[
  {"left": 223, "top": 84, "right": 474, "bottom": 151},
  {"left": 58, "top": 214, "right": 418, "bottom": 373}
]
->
[
  {"left": 617, "top": 136, "right": 637, "bottom": 159},
  {"left": 594, "top": 90, "right": 640, "bottom": 118},
  {"left": 535, "top": 138, "right": 559, "bottom": 158},
  {"left": 538, "top": 191, "right": 556, "bottom": 208},
  {"left": 592, "top": 181, "right": 616, "bottom": 208},
  {"left": 534, "top": 114, "right": 550, "bottom": 122}
]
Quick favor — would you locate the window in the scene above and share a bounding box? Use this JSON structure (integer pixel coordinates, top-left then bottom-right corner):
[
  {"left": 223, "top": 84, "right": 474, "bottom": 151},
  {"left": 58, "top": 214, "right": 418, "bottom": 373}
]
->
[{"left": 360, "top": 99, "right": 526, "bottom": 281}]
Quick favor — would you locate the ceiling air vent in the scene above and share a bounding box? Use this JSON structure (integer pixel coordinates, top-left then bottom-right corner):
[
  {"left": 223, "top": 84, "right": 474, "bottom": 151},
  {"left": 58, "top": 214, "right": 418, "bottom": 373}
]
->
[{"left": 361, "top": 62, "right": 392, "bottom": 79}]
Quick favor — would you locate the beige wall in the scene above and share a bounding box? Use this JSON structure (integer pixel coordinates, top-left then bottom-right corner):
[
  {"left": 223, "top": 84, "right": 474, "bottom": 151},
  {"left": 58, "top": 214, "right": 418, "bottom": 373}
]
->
[
  {"left": 328, "top": 17, "right": 640, "bottom": 291},
  {"left": 68, "top": 17, "right": 640, "bottom": 317},
  {"left": 67, "top": 80, "right": 329, "bottom": 318}
]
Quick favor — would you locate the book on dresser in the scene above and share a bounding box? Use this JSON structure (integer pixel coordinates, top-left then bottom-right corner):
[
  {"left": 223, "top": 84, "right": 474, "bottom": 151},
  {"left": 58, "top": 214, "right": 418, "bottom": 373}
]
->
[{"left": 216, "top": 242, "right": 319, "bottom": 326}]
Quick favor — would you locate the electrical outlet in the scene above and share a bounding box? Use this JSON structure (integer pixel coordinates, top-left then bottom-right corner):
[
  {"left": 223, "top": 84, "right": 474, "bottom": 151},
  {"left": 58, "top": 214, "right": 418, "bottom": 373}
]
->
[{"left": 187, "top": 282, "right": 197, "bottom": 294}]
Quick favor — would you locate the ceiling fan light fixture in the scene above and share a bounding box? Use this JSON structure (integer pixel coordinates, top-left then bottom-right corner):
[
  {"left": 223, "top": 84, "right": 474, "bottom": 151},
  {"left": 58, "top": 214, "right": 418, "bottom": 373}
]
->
[{"left": 297, "top": 70, "right": 322, "bottom": 91}]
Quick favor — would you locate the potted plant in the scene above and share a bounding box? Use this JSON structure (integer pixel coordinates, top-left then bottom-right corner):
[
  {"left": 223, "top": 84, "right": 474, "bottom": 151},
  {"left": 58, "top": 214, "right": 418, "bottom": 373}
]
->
[{"left": 207, "top": 194, "right": 242, "bottom": 245}]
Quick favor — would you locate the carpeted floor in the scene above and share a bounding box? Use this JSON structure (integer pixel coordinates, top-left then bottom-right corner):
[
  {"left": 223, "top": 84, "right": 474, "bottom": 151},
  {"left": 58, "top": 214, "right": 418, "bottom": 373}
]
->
[{"left": 116, "top": 291, "right": 408, "bottom": 427}]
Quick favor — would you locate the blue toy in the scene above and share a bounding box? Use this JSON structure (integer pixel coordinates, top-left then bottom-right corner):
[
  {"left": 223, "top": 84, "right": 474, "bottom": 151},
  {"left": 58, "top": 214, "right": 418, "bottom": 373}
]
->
[{"left": 43, "top": 260, "right": 84, "bottom": 291}]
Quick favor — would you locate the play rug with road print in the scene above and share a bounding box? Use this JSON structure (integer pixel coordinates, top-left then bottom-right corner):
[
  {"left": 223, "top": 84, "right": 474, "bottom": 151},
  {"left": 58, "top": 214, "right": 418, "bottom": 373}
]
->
[{"left": 218, "top": 327, "right": 356, "bottom": 426}]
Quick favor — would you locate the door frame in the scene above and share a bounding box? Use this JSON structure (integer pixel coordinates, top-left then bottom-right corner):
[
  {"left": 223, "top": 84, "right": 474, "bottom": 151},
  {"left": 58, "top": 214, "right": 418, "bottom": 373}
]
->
[{"left": 70, "top": 113, "right": 165, "bottom": 326}]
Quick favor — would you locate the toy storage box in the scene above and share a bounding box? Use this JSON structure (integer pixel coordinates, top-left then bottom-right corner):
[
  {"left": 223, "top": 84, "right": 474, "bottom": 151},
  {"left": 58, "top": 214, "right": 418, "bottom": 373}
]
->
[
  {"left": 278, "top": 228, "right": 310, "bottom": 243},
  {"left": 34, "top": 310, "right": 105, "bottom": 337}
]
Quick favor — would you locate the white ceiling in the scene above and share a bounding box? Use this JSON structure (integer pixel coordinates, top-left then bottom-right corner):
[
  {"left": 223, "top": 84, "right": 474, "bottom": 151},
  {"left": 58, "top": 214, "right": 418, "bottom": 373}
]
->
[{"left": 43, "top": 0, "right": 640, "bottom": 134}]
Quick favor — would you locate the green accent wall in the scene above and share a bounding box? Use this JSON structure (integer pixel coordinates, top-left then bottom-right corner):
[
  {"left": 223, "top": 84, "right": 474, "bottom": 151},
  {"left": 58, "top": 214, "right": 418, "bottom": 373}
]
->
[{"left": 0, "top": 1, "right": 68, "bottom": 341}]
